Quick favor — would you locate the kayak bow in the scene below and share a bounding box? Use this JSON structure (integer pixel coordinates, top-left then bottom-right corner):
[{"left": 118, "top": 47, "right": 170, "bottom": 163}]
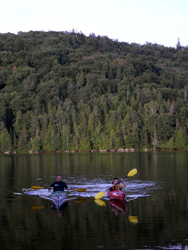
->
[
  {"left": 107, "top": 190, "right": 126, "bottom": 201},
  {"left": 50, "top": 191, "right": 67, "bottom": 209}
]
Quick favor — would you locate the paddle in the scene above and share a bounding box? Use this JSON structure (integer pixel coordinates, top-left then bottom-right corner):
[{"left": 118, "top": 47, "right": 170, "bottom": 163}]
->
[
  {"left": 31, "top": 186, "right": 86, "bottom": 192},
  {"left": 94, "top": 168, "right": 137, "bottom": 199}
]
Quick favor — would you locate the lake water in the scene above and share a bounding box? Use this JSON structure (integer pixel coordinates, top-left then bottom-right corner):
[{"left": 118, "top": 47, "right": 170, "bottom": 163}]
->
[{"left": 0, "top": 152, "right": 188, "bottom": 250}]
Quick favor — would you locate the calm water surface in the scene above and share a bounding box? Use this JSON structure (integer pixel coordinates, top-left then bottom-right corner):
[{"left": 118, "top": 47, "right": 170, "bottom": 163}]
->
[{"left": 0, "top": 152, "right": 188, "bottom": 250}]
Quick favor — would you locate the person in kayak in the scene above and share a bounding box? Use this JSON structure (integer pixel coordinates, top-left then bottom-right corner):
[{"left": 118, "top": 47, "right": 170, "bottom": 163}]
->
[
  {"left": 49, "top": 175, "right": 71, "bottom": 192},
  {"left": 109, "top": 177, "right": 127, "bottom": 191}
]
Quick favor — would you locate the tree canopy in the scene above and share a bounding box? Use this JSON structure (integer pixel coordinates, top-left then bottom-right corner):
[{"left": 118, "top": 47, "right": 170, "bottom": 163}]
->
[{"left": 0, "top": 31, "right": 188, "bottom": 152}]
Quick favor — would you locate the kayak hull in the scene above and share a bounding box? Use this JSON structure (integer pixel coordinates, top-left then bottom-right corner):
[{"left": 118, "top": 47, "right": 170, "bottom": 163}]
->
[
  {"left": 51, "top": 191, "right": 66, "bottom": 197},
  {"left": 50, "top": 191, "right": 67, "bottom": 208},
  {"left": 107, "top": 190, "right": 126, "bottom": 201}
]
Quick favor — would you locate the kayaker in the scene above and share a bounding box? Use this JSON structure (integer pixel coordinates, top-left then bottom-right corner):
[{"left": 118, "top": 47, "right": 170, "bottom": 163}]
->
[
  {"left": 110, "top": 177, "right": 127, "bottom": 191},
  {"left": 49, "top": 175, "right": 71, "bottom": 192}
]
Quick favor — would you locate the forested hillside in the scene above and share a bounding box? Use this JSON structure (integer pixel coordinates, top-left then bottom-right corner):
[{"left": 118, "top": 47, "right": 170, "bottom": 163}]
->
[{"left": 0, "top": 31, "right": 188, "bottom": 152}]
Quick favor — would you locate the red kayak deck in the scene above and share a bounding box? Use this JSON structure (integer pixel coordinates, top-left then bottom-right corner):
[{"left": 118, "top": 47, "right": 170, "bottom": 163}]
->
[{"left": 107, "top": 190, "right": 126, "bottom": 201}]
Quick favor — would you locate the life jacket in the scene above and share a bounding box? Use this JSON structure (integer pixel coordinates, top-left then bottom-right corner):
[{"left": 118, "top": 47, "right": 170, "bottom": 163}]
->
[{"left": 110, "top": 184, "right": 121, "bottom": 191}]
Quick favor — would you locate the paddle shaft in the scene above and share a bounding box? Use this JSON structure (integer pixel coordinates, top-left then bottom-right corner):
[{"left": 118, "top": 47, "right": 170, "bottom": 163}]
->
[
  {"left": 109, "top": 168, "right": 137, "bottom": 190},
  {"left": 31, "top": 186, "right": 86, "bottom": 192},
  {"left": 116, "top": 175, "right": 128, "bottom": 185},
  {"left": 106, "top": 175, "right": 127, "bottom": 192}
]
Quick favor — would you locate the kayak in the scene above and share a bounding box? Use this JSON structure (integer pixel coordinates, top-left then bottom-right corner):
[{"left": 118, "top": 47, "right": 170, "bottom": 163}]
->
[
  {"left": 51, "top": 191, "right": 66, "bottom": 197},
  {"left": 50, "top": 191, "right": 67, "bottom": 209},
  {"left": 107, "top": 190, "right": 126, "bottom": 201}
]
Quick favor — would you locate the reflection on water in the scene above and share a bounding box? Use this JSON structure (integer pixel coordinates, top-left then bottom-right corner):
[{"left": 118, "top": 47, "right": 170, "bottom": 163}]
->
[
  {"left": 48, "top": 200, "right": 69, "bottom": 218},
  {"left": 128, "top": 215, "right": 138, "bottom": 224},
  {"left": 109, "top": 199, "right": 127, "bottom": 215},
  {"left": 32, "top": 205, "right": 44, "bottom": 210},
  {"left": 1, "top": 152, "right": 188, "bottom": 250}
]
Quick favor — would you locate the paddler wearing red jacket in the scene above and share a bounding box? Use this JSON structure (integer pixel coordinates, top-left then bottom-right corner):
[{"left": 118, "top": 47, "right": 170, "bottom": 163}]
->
[{"left": 110, "top": 177, "right": 127, "bottom": 191}]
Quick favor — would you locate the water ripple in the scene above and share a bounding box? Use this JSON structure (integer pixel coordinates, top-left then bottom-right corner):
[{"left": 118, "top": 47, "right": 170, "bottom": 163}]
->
[{"left": 22, "top": 179, "right": 163, "bottom": 201}]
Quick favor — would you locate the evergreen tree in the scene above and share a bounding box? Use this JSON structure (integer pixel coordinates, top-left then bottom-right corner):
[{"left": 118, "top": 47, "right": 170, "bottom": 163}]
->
[
  {"left": 30, "top": 137, "right": 42, "bottom": 151},
  {"left": 91, "top": 122, "right": 103, "bottom": 150},
  {"left": 109, "top": 129, "right": 116, "bottom": 149},
  {"left": 166, "top": 137, "right": 174, "bottom": 149},
  {"left": 61, "top": 125, "right": 72, "bottom": 150},
  {"left": 174, "top": 128, "right": 186, "bottom": 149},
  {"left": 43, "top": 120, "right": 58, "bottom": 151},
  {"left": 17, "top": 123, "right": 28, "bottom": 152},
  {"left": 79, "top": 135, "right": 91, "bottom": 151},
  {"left": 0, "top": 123, "right": 12, "bottom": 152},
  {"left": 72, "top": 122, "right": 80, "bottom": 151}
]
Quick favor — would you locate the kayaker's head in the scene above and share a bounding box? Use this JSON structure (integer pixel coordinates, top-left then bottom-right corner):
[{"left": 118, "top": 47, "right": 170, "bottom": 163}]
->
[
  {"left": 56, "top": 175, "right": 62, "bottom": 182},
  {"left": 112, "top": 177, "right": 119, "bottom": 185}
]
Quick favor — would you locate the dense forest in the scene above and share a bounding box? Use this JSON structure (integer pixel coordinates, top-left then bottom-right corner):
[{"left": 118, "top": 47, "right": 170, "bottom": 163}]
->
[{"left": 0, "top": 31, "right": 188, "bottom": 153}]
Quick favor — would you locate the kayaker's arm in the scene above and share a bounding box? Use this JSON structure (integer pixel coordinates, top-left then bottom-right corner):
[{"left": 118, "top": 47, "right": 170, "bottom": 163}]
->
[{"left": 120, "top": 178, "right": 127, "bottom": 188}]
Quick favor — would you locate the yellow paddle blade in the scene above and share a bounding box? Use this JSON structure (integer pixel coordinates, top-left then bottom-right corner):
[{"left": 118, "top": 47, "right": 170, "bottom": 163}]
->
[
  {"left": 94, "top": 191, "right": 105, "bottom": 199},
  {"left": 127, "top": 168, "right": 137, "bottom": 177},
  {"left": 95, "top": 199, "right": 106, "bottom": 207},
  {"left": 129, "top": 216, "right": 138, "bottom": 224},
  {"left": 75, "top": 188, "right": 86, "bottom": 192},
  {"left": 31, "top": 186, "right": 44, "bottom": 190}
]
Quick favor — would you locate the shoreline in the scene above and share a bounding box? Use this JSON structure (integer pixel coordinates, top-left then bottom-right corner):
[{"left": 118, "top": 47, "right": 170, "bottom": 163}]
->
[{"left": 0, "top": 148, "right": 187, "bottom": 155}]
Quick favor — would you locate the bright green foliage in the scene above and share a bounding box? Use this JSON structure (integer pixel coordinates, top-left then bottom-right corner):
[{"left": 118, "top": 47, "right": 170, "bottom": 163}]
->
[
  {"left": 91, "top": 122, "right": 103, "bottom": 150},
  {"left": 0, "top": 123, "right": 12, "bottom": 152},
  {"left": 79, "top": 135, "right": 91, "bottom": 151},
  {"left": 128, "top": 123, "right": 140, "bottom": 149},
  {"left": 61, "top": 125, "right": 72, "bottom": 150},
  {"left": 72, "top": 122, "right": 80, "bottom": 151},
  {"left": 30, "top": 137, "right": 42, "bottom": 151},
  {"left": 166, "top": 137, "right": 174, "bottom": 149},
  {"left": 109, "top": 129, "right": 116, "bottom": 150},
  {"left": 43, "top": 120, "right": 60, "bottom": 151},
  {"left": 0, "top": 31, "right": 188, "bottom": 152},
  {"left": 174, "top": 128, "right": 186, "bottom": 149},
  {"left": 17, "top": 123, "right": 28, "bottom": 152}
]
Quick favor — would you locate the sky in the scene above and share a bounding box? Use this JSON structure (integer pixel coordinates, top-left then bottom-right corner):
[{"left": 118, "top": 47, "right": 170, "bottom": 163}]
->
[{"left": 1, "top": 0, "right": 188, "bottom": 47}]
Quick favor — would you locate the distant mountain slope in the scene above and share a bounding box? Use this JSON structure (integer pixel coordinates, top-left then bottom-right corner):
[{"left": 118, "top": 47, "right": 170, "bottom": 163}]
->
[{"left": 0, "top": 31, "right": 188, "bottom": 152}]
